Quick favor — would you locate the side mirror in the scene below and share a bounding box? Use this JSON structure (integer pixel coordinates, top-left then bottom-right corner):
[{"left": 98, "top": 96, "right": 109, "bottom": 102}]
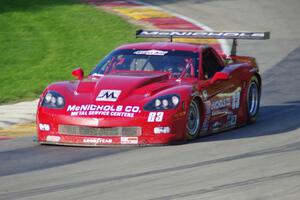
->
[
  {"left": 209, "top": 71, "right": 229, "bottom": 84},
  {"left": 72, "top": 68, "right": 84, "bottom": 80}
]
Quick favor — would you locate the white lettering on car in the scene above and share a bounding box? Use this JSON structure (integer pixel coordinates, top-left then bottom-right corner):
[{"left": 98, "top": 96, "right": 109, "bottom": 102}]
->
[
  {"left": 66, "top": 104, "right": 140, "bottom": 118},
  {"left": 226, "top": 114, "right": 237, "bottom": 128},
  {"left": 147, "top": 112, "right": 164, "bottom": 122},
  {"left": 83, "top": 138, "right": 112, "bottom": 144},
  {"left": 232, "top": 91, "right": 241, "bottom": 109},
  {"left": 211, "top": 98, "right": 231, "bottom": 110},
  {"left": 133, "top": 50, "right": 168, "bottom": 56}
]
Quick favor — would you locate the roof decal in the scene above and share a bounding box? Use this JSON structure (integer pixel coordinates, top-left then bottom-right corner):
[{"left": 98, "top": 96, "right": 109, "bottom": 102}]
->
[{"left": 133, "top": 50, "right": 168, "bottom": 56}]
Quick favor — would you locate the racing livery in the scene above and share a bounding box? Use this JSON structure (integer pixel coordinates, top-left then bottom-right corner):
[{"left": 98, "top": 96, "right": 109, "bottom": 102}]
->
[{"left": 36, "top": 30, "right": 270, "bottom": 146}]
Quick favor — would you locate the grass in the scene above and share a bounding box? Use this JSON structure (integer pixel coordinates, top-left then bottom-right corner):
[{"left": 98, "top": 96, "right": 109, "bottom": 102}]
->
[{"left": 0, "top": 0, "right": 143, "bottom": 104}]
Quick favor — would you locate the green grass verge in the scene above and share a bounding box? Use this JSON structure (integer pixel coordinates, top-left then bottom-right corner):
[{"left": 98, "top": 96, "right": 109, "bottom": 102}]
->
[{"left": 0, "top": 0, "right": 143, "bottom": 104}]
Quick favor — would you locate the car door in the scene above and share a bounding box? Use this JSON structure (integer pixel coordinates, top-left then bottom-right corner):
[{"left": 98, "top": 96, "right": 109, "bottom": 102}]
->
[{"left": 199, "top": 48, "right": 242, "bottom": 134}]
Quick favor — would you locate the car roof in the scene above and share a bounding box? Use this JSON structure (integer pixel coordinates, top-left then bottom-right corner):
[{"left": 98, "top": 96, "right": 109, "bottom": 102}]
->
[{"left": 116, "top": 42, "right": 201, "bottom": 52}]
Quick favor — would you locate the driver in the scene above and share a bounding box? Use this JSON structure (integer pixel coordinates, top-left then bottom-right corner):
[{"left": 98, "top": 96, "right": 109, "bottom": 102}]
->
[{"left": 164, "top": 57, "right": 186, "bottom": 77}]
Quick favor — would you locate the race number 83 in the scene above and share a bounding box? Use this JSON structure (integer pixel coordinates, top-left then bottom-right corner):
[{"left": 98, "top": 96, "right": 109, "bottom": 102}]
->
[{"left": 148, "top": 112, "right": 164, "bottom": 122}]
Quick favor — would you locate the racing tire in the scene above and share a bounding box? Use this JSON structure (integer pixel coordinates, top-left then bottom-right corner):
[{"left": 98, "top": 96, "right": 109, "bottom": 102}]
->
[
  {"left": 246, "top": 76, "right": 261, "bottom": 123},
  {"left": 186, "top": 99, "right": 201, "bottom": 140}
]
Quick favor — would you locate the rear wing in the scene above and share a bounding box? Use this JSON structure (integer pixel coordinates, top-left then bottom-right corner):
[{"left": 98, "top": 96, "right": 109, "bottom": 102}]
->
[{"left": 136, "top": 29, "right": 270, "bottom": 56}]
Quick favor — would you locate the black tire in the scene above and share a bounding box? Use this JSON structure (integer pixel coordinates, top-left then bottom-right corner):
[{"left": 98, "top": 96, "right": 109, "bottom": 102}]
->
[
  {"left": 247, "top": 76, "right": 261, "bottom": 123},
  {"left": 186, "top": 99, "right": 201, "bottom": 140}
]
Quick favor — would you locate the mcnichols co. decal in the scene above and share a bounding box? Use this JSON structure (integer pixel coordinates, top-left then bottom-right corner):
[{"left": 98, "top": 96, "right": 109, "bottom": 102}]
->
[{"left": 67, "top": 104, "right": 141, "bottom": 118}]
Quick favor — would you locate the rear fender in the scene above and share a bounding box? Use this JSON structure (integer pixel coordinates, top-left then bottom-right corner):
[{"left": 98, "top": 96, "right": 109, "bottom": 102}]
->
[{"left": 230, "top": 55, "right": 258, "bottom": 67}]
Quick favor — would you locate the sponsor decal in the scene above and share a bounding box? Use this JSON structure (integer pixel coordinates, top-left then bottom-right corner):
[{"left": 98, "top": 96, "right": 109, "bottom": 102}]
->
[
  {"left": 154, "top": 127, "right": 170, "bottom": 134},
  {"left": 201, "top": 101, "right": 211, "bottom": 132},
  {"left": 147, "top": 112, "right": 164, "bottom": 122},
  {"left": 204, "top": 101, "right": 211, "bottom": 115},
  {"left": 212, "top": 121, "right": 222, "bottom": 132},
  {"left": 83, "top": 138, "right": 112, "bottom": 144},
  {"left": 67, "top": 104, "right": 140, "bottom": 118},
  {"left": 210, "top": 88, "right": 241, "bottom": 112},
  {"left": 120, "top": 137, "right": 138, "bottom": 145},
  {"left": 46, "top": 135, "right": 61, "bottom": 142},
  {"left": 133, "top": 50, "right": 168, "bottom": 56},
  {"left": 96, "top": 90, "right": 121, "bottom": 102},
  {"left": 232, "top": 90, "right": 241, "bottom": 109},
  {"left": 212, "top": 108, "right": 230, "bottom": 116},
  {"left": 226, "top": 114, "right": 237, "bottom": 127},
  {"left": 39, "top": 123, "right": 50, "bottom": 131},
  {"left": 201, "top": 115, "right": 210, "bottom": 132},
  {"left": 211, "top": 98, "right": 231, "bottom": 110}
]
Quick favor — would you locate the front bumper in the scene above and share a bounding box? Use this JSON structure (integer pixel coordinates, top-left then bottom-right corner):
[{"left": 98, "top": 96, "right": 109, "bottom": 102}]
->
[{"left": 36, "top": 108, "right": 187, "bottom": 146}]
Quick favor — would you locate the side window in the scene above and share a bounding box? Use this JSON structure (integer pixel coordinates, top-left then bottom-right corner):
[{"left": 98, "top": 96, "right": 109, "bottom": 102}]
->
[{"left": 202, "top": 49, "right": 223, "bottom": 79}]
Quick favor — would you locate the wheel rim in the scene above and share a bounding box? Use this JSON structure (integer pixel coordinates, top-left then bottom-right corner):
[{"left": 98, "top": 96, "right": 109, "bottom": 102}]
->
[
  {"left": 187, "top": 101, "right": 200, "bottom": 136},
  {"left": 248, "top": 82, "right": 259, "bottom": 117}
]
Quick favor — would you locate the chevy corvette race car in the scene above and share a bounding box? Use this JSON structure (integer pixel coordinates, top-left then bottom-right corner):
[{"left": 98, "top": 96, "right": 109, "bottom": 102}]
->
[{"left": 36, "top": 30, "right": 270, "bottom": 146}]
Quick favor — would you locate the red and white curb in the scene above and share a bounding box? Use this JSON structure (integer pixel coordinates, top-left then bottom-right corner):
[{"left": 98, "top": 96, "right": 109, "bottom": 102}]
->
[
  {"left": 0, "top": 136, "right": 11, "bottom": 141},
  {"left": 86, "top": 0, "right": 229, "bottom": 54}
]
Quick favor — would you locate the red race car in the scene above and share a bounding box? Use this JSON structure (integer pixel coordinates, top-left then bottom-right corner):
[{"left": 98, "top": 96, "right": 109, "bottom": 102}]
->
[{"left": 36, "top": 30, "right": 270, "bottom": 146}]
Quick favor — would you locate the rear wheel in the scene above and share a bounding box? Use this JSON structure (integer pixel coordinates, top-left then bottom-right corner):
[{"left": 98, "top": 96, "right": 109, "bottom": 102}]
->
[
  {"left": 186, "top": 99, "right": 201, "bottom": 140},
  {"left": 247, "top": 76, "right": 260, "bottom": 123}
]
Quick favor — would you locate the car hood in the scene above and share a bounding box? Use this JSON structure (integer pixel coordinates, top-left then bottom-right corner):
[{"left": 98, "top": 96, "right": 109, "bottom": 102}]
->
[{"left": 52, "top": 72, "right": 178, "bottom": 104}]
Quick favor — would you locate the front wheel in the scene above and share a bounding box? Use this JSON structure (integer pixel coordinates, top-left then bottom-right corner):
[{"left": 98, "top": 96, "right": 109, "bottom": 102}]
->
[
  {"left": 186, "top": 99, "right": 201, "bottom": 140},
  {"left": 247, "top": 76, "right": 261, "bottom": 123}
]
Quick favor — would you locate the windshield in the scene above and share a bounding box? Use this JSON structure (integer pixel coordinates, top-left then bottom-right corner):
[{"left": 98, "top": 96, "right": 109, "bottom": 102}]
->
[{"left": 90, "top": 49, "right": 199, "bottom": 78}]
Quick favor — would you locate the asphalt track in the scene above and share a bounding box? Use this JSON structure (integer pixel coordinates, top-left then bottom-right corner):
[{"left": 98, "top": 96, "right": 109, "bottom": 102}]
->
[{"left": 1, "top": 0, "right": 300, "bottom": 199}]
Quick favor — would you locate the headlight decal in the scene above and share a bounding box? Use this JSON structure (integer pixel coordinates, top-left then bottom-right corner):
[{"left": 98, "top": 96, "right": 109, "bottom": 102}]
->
[
  {"left": 144, "top": 94, "right": 180, "bottom": 111},
  {"left": 42, "top": 91, "right": 65, "bottom": 109}
]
